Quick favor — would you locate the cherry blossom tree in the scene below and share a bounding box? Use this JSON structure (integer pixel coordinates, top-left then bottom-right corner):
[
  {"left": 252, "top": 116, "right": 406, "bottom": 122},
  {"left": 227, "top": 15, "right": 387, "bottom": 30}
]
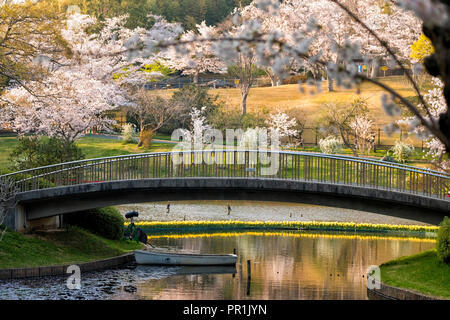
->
[
  {"left": 0, "top": 69, "right": 125, "bottom": 143},
  {"left": 173, "top": 107, "right": 213, "bottom": 150},
  {"left": 266, "top": 111, "right": 298, "bottom": 146},
  {"left": 245, "top": 0, "right": 421, "bottom": 90},
  {"left": 165, "top": 21, "right": 226, "bottom": 84},
  {"left": 239, "top": 2, "right": 296, "bottom": 86},
  {"left": 62, "top": 13, "right": 182, "bottom": 87},
  {"left": 96, "top": 0, "right": 450, "bottom": 154},
  {"left": 349, "top": 115, "right": 375, "bottom": 154},
  {"left": 1, "top": 12, "right": 183, "bottom": 144},
  {"left": 399, "top": 77, "right": 449, "bottom": 171}
]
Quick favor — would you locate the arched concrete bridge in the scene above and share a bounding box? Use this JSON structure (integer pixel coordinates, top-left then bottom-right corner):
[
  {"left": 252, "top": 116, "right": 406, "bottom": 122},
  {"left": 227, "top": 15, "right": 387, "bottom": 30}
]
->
[{"left": 2, "top": 150, "right": 449, "bottom": 230}]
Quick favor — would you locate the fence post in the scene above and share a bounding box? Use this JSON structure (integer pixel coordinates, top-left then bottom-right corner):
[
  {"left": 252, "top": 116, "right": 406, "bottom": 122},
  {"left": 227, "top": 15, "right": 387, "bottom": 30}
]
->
[{"left": 377, "top": 128, "right": 381, "bottom": 147}]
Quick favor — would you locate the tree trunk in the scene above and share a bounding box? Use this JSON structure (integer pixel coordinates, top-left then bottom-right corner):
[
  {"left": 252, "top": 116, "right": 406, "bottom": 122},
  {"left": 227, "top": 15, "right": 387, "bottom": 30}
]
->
[
  {"left": 193, "top": 73, "right": 199, "bottom": 84},
  {"left": 326, "top": 66, "right": 334, "bottom": 92},
  {"left": 241, "top": 91, "right": 248, "bottom": 115},
  {"left": 340, "top": 130, "right": 358, "bottom": 157},
  {"left": 265, "top": 68, "right": 277, "bottom": 86},
  {"left": 327, "top": 76, "right": 334, "bottom": 92},
  {"left": 370, "top": 62, "right": 378, "bottom": 79}
]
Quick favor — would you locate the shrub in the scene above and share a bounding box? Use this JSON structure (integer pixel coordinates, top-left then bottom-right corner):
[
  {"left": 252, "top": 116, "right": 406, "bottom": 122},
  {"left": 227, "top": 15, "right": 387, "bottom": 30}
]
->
[
  {"left": 9, "top": 136, "right": 84, "bottom": 171},
  {"left": 139, "top": 129, "right": 153, "bottom": 149},
  {"left": 437, "top": 216, "right": 450, "bottom": 264},
  {"left": 282, "top": 74, "right": 309, "bottom": 85},
  {"left": 391, "top": 141, "right": 414, "bottom": 163},
  {"left": 121, "top": 123, "right": 137, "bottom": 143},
  {"left": 381, "top": 150, "right": 397, "bottom": 163},
  {"left": 64, "top": 207, "right": 124, "bottom": 240},
  {"left": 318, "top": 136, "right": 342, "bottom": 154}
]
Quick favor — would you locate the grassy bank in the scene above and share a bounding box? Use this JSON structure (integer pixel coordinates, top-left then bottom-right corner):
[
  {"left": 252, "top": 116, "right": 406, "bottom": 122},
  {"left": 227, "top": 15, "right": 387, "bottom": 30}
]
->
[
  {"left": 131, "top": 220, "right": 438, "bottom": 235},
  {"left": 380, "top": 250, "right": 450, "bottom": 299},
  {"left": 0, "top": 227, "right": 143, "bottom": 269}
]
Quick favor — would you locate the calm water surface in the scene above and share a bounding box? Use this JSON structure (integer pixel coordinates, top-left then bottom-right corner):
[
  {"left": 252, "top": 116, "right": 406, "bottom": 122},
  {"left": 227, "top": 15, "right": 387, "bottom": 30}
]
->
[{"left": 0, "top": 230, "right": 435, "bottom": 300}]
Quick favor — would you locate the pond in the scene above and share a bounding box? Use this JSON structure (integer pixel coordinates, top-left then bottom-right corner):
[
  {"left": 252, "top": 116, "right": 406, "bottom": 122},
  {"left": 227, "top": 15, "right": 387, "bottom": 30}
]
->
[{"left": 0, "top": 230, "right": 435, "bottom": 300}]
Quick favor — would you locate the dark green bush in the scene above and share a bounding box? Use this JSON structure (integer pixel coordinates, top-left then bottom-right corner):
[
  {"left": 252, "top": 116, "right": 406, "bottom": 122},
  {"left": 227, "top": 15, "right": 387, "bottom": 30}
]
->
[
  {"left": 437, "top": 216, "right": 450, "bottom": 264},
  {"left": 9, "top": 136, "right": 84, "bottom": 171},
  {"left": 64, "top": 207, "right": 124, "bottom": 240}
]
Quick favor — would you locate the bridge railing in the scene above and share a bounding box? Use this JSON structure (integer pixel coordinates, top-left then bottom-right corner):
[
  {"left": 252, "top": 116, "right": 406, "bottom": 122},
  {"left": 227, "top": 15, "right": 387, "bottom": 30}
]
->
[{"left": 0, "top": 150, "right": 449, "bottom": 199}]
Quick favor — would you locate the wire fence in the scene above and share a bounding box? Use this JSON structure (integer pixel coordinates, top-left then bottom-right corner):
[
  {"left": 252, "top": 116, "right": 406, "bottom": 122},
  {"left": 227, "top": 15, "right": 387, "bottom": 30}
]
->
[
  {"left": 300, "top": 127, "right": 427, "bottom": 150},
  {"left": 143, "top": 77, "right": 271, "bottom": 90}
]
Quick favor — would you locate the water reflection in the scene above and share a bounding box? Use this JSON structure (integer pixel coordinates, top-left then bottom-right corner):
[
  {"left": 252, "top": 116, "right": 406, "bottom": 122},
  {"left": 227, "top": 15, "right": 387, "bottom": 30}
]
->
[
  {"left": 0, "top": 231, "right": 435, "bottom": 300},
  {"left": 132, "top": 231, "right": 434, "bottom": 300}
]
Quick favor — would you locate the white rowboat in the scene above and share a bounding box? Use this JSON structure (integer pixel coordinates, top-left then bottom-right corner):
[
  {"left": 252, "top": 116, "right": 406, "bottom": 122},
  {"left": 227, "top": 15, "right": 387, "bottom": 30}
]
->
[
  {"left": 134, "top": 249, "right": 237, "bottom": 266},
  {"left": 135, "top": 265, "right": 237, "bottom": 275}
]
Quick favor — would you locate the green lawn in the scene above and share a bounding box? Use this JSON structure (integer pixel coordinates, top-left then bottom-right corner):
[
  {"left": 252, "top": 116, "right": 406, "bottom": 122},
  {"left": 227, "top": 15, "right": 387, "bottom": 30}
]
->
[
  {"left": 0, "top": 226, "right": 143, "bottom": 269},
  {"left": 380, "top": 250, "right": 450, "bottom": 299},
  {"left": 75, "top": 136, "right": 174, "bottom": 159},
  {"left": 0, "top": 136, "right": 175, "bottom": 174},
  {"left": 0, "top": 136, "right": 18, "bottom": 174}
]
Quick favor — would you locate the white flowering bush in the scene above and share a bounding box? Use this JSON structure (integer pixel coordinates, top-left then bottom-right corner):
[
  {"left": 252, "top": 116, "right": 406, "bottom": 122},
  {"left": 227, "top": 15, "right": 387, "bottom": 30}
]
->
[
  {"left": 349, "top": 116, "right": 374, "bottom": 154},
  {"left": 391, "top": 141, "right": 414, "bottom": 163},
  {"left": 319, "top": 136, "right": 342, "bottom": 154},
  {"left": 121, "top": 123, "right": 137, "bottom": 143},
  {"left": 266, "top": 111, "right": 298, "bottom": 147},
  {"left": 239, "top": 127, "right": 268, "bottom": 149}
]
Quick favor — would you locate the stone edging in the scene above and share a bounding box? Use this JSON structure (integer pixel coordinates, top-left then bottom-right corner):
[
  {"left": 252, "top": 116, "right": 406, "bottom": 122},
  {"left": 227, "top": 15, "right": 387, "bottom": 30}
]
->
[
  {"left": 368, "top": 279, "right": 442, "bottom": 300},
  {"left": 0, "top": 252, "right": 135, "bottom": 280}
]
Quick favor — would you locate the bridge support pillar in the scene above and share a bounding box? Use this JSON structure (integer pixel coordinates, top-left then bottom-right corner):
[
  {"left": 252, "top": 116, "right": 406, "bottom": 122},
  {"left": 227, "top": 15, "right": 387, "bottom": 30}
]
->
[
  {"left": 5, "top": 205, "right": 60, "bottom": 232},
  {"left": 3, "top": 205, "right": 27, "bottom": 232},
  {"left": 15, "top": 204, "right": 27, "bottom": 232},
  {"left": 3, "top": 207, "right": 16, "bottom": 231}
]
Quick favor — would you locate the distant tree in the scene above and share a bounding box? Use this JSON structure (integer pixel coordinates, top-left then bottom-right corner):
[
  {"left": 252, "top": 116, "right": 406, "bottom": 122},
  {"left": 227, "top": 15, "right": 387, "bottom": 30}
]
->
[
  {"left": 266, "top": 111, "right": 298, "bottom": 146},
  {"left": 162, "top": 84, "right": 222, "bottom": 133},
  {"left": 319, "top": 98, "right": 370, "bottom": 156},
  {"left": 228, "top": 54, "right": 259, "bottom": 115},
  {"left": 0, "top": 0, "right": 67, "bottom": 91},
  {"left": 8, "top": 136, "right": 85, "bottom": 171},
  {"left": 349, "top": 115, "right": 375, "bottom": 155},
  {"left": 165, "top": 21, "right": 226, "bottom": 83},
  {"left": 285, "top": 108, "right": 308, "bottom": 147},
  {"left": 127, "top": 90, "right": 180, "bottom": 146}
]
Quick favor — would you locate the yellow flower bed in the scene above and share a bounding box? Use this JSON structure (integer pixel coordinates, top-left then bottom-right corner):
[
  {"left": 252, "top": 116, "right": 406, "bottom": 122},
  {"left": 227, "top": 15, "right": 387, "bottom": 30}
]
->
[
  {"left": 146, "top": 231, "right": 437, "bottom": 243},
  {"left": 125, "top": 220, "right": 438, "bottom": 233}
]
